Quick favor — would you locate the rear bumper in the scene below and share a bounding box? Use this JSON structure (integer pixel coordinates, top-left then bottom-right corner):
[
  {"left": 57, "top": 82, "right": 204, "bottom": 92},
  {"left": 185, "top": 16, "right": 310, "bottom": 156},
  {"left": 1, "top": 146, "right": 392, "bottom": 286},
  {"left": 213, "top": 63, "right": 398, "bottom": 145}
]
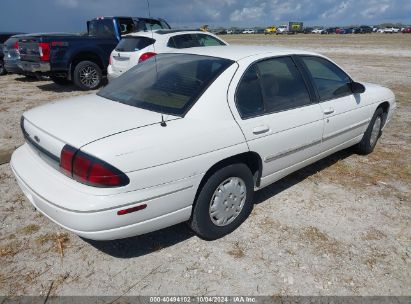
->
[
  {"left": 18, "top": 60, "right": 50, "bottom": 73},
  {"left": 4, "top": 59, "right": 23, "bottom": 74},
  {"left": 10, "top": 144, "right": 194, "bottom": 240},
  {"left": 107, "top": 65, "right": 122, "bottom": 82}
]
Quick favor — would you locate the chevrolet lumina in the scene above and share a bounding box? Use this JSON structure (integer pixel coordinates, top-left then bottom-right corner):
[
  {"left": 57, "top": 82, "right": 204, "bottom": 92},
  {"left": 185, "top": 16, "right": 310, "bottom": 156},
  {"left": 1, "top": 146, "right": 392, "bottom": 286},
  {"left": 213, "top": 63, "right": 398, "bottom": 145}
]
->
[{"left": 11, "top": 46, "right": 396, "bottom": 241}]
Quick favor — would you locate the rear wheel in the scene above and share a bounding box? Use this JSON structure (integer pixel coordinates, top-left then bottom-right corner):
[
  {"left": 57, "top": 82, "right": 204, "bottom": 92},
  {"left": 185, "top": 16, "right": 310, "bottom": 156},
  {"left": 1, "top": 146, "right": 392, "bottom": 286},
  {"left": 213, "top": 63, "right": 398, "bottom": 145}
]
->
[
  {"left": 189, "top": 163, "right": 254, "bottom": 240},
  {"left": 0, "top": 59, "right": 6, "bottom": 75},
  {"left": 73, "top": 61, "right": 102, "bottom": 90},
  {"left": 356, "top": 108, "right": 384, "bottom": 155},
  {"left": 50, "top": 75, "right": 72, "bottom": 85}
]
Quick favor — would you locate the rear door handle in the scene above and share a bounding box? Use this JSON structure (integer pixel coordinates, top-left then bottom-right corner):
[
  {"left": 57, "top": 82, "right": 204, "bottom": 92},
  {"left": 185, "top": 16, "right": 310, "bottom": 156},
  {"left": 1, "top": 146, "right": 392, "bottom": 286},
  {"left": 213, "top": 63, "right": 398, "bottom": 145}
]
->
[
  {"left": 253, "top": 125, "right": 270, "bottom": 135},
  {"left": 323, "top": 108, "right": 335, "bottom": 115}
]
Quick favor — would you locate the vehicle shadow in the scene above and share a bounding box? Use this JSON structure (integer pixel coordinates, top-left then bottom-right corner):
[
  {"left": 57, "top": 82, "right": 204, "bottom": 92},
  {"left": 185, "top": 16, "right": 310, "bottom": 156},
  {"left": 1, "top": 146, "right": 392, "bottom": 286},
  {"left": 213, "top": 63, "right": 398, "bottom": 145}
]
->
[
  {"left": 36, "top": 83, "right": 80, "bottom": 93},
  {"left": 85, "top": 147, "right": 354, "bottom": 258},
  {"left": 83, "top": 222, "right": 195, "bottom": 259},
  {"left": 14, "top": 75, "right": 43, "bottom": 82}
]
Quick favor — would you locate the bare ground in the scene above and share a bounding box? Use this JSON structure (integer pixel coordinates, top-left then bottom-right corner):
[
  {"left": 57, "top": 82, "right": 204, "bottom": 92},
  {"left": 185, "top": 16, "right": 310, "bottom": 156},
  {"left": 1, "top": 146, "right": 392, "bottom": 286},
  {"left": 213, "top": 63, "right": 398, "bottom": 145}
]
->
[{"left": 0, "top": 34, "right": 410, "bottom": 296}]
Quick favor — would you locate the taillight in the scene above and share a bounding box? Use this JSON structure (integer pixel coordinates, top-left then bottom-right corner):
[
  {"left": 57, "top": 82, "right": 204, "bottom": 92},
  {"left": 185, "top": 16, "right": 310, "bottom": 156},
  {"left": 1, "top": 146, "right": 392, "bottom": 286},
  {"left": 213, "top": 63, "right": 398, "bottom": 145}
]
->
[
  {"left": 109, "top": 55, "right": 112, "bottom": 65},
  {"left": 38, "top": 42, "right": 51, "bottom": 61},
  {"left": 59, "top": 145, "right": 129, "bottom": 188},
  {"left": 13, "top": 41, "right": 19, "bottom": 49},
  {"left": 138, "top": 52, "right": 157, "bottom": 63}
]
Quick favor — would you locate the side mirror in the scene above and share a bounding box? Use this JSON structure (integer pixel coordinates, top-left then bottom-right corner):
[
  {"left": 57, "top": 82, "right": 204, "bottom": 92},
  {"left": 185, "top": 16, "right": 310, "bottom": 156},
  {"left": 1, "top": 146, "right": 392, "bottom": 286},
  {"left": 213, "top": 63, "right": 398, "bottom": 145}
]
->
[{"left": 350, "top": 81, "right": 366, "bottom": 94}]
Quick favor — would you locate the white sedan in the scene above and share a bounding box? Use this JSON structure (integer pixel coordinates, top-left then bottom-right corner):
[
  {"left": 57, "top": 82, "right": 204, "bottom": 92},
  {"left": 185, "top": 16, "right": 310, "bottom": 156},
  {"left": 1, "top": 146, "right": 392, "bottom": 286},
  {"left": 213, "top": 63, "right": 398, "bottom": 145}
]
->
[
  {"left": 107, "top": 29, "right": 228, "bottom": 80},
  {"left": 11, "top": 46, "right": 396, "bottom": 241}
]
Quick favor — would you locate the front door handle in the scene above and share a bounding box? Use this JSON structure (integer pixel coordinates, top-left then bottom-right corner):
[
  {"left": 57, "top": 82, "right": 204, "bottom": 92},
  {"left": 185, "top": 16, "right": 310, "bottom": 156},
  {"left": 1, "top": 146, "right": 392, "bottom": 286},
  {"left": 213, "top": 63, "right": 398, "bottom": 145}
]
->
[
  {"left": 323, "top": 108, "right": 335, "bottom": 115},
  {"left": 253, "top": 125, "right": 270, "bottom": 135}
]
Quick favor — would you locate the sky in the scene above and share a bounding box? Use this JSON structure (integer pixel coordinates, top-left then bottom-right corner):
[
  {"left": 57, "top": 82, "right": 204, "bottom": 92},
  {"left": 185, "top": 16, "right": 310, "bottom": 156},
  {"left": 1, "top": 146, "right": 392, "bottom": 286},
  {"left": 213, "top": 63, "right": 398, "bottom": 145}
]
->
[{"left": 1, "top": 0, "right": 410, "bottom": 32}]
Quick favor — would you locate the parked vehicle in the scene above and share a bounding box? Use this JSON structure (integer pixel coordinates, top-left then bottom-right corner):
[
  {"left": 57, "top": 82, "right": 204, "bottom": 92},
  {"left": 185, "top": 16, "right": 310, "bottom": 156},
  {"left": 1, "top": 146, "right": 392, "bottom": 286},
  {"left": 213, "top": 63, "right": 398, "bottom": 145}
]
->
[
  {"left": 2, "top": 34, "right": 31, "bottom": 75},
  {"left": 311, "top": 28, "right": 326, "bottom": 34},
  {"left": 358, "top": 25, "right": 373, "bottom": 33},
  {"left": 12, "top": 46, "right": 396, "bottom": 241},
  {"left": 0, "top": 32, "right": 24, "bottom": 75},
  {"left": 378, "top": 27, "right": 400, "bottom": 33},
  {"left": 325, "top": 27, "right": 338, "bottom": 34},
  {"left": 264, "top": 26, "right": 277, "bottom": 35},
  {"left": 402, "top": 27, "right": 411, "bottom": 33},
  {"left": 303, "top": 27, "right": 314, "bottom": 34},
  {"left": 108, "top": 29, "right": 228, "bottom": 80},
  {"left": 17, "top": 17, "right": 171, "bottom": 90},
  {"left": 226, "top": 29, "right": 234, "bottom": 34},
  {"left": 276, "top": 22, "right": 303, "bottom": 34},
  {"left": 242, "top": 29, "right": 255, "bottom": 34}
]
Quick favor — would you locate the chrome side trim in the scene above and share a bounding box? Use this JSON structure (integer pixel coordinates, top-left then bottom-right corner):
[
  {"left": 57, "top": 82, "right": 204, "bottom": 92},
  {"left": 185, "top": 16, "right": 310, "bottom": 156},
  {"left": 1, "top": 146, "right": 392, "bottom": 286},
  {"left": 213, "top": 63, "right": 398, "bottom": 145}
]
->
[
  {"left": 323, "top": 119, "right": 370, "bottom": 141},
  {"left": 264, "top": 139, "right": 322, "bottom": 163}
]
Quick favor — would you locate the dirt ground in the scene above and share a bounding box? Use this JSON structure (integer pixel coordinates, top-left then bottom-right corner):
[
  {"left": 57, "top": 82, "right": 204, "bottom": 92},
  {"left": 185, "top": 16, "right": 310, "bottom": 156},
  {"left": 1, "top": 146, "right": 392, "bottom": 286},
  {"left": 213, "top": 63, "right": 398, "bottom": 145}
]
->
[{"left": 0, "top": 34, "right": 410, "bottom": 296}]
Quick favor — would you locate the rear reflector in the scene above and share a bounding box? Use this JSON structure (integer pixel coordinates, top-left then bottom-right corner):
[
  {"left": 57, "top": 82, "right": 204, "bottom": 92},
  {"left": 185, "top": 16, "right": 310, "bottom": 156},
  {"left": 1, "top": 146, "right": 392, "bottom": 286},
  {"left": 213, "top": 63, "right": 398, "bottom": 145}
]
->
[
  {"left": 117, "top": 204, "right": 147, "bottom": 215},
  {"left": 59, "top": 144, "right": 129, "bottom": 188},
  {"left": 138, "top": 52, "right": 157, "bottom": 63}
]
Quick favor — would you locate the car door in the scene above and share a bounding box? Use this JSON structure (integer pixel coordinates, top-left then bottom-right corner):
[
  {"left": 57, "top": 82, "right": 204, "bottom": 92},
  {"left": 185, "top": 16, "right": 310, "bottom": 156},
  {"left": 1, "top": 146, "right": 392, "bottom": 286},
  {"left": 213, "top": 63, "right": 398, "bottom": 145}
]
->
[
  {"left": 298, "top": 56, "right": 371, "bottom": 152},
  {"left": 229, "top": 56, "right": 324, "bottom": 187}
]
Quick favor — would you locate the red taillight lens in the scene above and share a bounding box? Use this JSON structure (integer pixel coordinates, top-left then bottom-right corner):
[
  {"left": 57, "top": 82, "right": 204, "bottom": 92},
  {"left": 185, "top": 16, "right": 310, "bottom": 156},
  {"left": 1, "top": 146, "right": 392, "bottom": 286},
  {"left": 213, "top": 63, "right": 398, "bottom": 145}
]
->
[
  {"left": 59, "top": 145, "right": 129, "bottom": 188},
  {"left": 138, "top": 52, "right": 157, "bottom": 63},
  {"left": 38, "top": 42, "right": 51, "bottom": 61},
  {"left": 109, "top": 55, "right": 112, "bottom": 65},
  {"left": 13, "top": 41, "right": 19, "bottom": 49},
  {"left": 60, "top": 145, "right": 76, "bottom": 176}
]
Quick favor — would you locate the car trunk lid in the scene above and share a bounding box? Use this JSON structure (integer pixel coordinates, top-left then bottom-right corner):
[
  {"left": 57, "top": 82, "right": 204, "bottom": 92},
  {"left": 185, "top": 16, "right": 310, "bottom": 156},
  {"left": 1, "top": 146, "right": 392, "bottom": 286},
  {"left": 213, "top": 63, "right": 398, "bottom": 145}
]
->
[{"left": 22, "top": 94, "right": 180, "bottom": 161}]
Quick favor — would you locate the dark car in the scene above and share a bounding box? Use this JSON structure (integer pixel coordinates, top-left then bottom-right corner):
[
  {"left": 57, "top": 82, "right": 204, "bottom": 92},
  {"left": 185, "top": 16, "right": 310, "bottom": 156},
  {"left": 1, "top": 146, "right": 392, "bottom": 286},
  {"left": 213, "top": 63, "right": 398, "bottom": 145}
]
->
[
  {"left": 2, "top": 33, "right": 31, "bottom": 75},
  {"left": 325, "top": 27, "right": 337, "bottom": 34},
  {"left": 402, "top": 27, "right": 411, "bottom": 33},
  {"left": 303, "top": 27, "right": 314, "bottom": 34},
  {"left": 18, "top": 16, "right": 170, "bottom": 90},
  {"left": 0, "top": 32, "right": 24, "bottom": 75}
]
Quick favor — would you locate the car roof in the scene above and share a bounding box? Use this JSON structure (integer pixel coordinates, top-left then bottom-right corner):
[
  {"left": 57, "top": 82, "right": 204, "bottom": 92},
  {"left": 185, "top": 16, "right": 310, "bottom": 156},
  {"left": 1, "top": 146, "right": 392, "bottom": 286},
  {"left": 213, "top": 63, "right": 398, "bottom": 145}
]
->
[
  {"left": 168, "top": 45, "right": 322, "bottom": 61},
  {"left": 124, "top": 30, "right": 217, "bottom": 38}
]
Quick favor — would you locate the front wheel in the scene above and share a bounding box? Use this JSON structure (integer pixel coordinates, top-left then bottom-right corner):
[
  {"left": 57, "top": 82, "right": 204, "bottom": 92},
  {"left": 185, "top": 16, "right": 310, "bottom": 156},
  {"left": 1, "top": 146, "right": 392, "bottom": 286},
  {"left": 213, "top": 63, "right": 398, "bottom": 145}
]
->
[
  {"left": 73, "top": 61, "right": 102, "bottom": 91},
  {"left": 189, "top": 163, "right": 254, "bottom": 240},
  {"left": 356, "top": 108, "right": 384, "bottom": 155}
]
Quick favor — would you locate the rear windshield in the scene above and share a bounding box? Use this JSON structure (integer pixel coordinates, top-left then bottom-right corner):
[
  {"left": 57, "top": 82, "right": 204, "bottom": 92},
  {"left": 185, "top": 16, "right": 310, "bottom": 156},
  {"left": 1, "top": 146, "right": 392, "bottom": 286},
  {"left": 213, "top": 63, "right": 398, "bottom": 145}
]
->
[
  {"left": 98, "top": 54, "right": 234, "bottom": 116},
  {"left": 115, "top": 36, "right": 155, "bottom": 52},
  {"left": 135, "top": 19, "right": 171, "bottom": 31}
]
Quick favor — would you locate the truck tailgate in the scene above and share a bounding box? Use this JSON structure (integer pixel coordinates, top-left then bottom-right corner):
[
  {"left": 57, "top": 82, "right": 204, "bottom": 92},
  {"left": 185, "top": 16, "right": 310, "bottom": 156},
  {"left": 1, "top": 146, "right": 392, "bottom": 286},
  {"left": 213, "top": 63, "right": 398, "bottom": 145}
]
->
[{"left": 19, "top": 38, "right": 41, "bottom": 62}]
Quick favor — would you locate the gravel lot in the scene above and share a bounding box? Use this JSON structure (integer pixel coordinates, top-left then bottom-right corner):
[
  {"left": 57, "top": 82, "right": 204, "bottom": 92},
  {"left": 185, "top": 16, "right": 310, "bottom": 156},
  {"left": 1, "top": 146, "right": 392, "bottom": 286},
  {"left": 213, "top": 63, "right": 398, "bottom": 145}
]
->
[{"left": 0, "top": 34, "right": 410, "bottom": 296}]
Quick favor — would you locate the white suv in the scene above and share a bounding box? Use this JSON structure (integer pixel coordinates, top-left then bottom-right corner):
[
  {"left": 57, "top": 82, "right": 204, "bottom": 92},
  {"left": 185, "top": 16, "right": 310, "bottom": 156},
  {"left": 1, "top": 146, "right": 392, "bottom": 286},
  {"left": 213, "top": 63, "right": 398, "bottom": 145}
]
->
[{"left": 107, "top": 30, "right": 228, "bottom": 80}]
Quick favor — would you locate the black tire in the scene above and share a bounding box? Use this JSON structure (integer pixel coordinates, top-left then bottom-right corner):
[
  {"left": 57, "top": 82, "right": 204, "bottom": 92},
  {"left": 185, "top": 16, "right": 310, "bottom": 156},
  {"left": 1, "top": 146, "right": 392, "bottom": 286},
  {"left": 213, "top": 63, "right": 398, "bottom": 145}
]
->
[
  {"left": 189, "top": 163, "right": 254, "bottom": 240},
  {"left": 73, "top": 60, "right": 102, "bottom": 91},
  {"left": 0, "top": 59, "right": 6, "bottom": 75},
  {"left": 356, "top": 108, "right": 384, "bottom": 155},
  {"left": 50, "top": 75, "right": 72, "bottom": 85}
]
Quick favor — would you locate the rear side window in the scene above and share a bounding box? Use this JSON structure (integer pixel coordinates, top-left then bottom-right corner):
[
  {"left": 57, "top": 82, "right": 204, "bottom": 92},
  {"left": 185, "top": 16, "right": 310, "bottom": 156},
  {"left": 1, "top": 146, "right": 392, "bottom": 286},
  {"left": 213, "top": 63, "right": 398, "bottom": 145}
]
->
[
  {"left": 300, "top": 56, "right": 352, "bottom": 101},
  {"left": 168, "top": 34, "right": 200, "bottom": 48},
  {"left": 235, "top": 56, "right": 311, "bottom": 118},
  {"left": 115, "top": 37, "right": 155, "bottom": 52},
  {"left": 117, "top": 18, "right": 135, "bottom": 36},
  {"left": 168, "top": 34, "right": 225, "bottom": 49},
  {"left": 236, "top": 66, "right": 264, "bottom": 118},
  {"left": 89, "top": 19, "right": 115, "bottom": 38}
]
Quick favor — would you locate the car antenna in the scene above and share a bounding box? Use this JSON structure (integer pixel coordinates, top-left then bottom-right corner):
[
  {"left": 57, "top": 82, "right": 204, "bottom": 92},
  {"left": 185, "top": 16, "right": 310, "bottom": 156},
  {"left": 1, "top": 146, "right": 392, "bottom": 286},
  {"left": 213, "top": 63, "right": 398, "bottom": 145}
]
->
[{"left": 146, "top": 0, "right": 166, "bottom": 127}]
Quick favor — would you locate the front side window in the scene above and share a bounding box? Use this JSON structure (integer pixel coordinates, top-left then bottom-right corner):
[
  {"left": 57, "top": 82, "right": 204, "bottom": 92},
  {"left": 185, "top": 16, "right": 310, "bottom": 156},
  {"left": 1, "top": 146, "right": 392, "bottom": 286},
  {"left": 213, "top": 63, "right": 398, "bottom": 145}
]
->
[
  {"left": 301, "top": 56, "right": 352, "bottom": 101},
  {"left": 235, "top": 56, "right": 311, "bottom": 118},
  {"left": 98, "top": 54, "right": 234, "bottom": 116},
  {"left": 197, "top": 34, "right": 226, "bottom": 46}
]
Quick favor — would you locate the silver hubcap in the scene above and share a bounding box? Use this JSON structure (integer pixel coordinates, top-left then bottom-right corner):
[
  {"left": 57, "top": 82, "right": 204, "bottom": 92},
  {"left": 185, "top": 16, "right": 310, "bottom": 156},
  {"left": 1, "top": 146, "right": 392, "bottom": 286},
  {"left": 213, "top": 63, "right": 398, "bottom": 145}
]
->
[
  {"left": 370, "top": 116, "right": 381, "bottom": 147},
  {"left": 79, "top": 66, "right": 99, "bottom": 88},
  {"left": 209, "top": 177, "right": 247, "bottom": 227}
]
